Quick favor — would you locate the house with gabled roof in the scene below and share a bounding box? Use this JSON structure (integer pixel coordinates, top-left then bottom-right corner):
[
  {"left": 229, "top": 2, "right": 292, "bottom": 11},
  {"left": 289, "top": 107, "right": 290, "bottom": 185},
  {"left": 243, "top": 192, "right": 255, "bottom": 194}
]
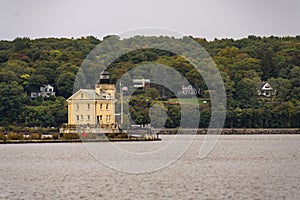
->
[
  {"left": 30, "top": 84, "right": 55, "bottom": 98},
  {"left": 258, "top": 82, "right": 276, "bottom": 97}
]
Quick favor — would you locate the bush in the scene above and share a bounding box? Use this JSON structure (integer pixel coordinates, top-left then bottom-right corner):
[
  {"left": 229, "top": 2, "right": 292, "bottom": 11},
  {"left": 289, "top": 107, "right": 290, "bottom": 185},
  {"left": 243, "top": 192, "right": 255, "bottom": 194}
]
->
[
  {"left": 0, "top": 133, "right": 6, "bottom": 141},
  {"left": 52, "top": 133, "right": 59, "bottom": 140},
  {"left": 28, "top": 133, "right": 42, "bottom": 140},
  {"left": 19, "top": 127, "right": 59, "bottom": 135},
  {"left": 7, "top": 133, "right": 24, "bottom": 140},
  {"left": 81, "top": 133, "right": 97, "bottom": 139},
  {"left": 105, "top": 133, "right": 115, "bottom": 139},
  {"left": 0, "top": 127, "right": 5, "bottom": 134},
  {"left": 63, "top": 133, "right": 80, "bottom": 140}
]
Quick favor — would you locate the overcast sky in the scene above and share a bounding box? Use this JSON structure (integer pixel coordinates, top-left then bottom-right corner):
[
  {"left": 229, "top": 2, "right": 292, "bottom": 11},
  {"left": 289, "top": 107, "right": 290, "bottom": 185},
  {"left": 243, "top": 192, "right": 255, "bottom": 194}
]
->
[{"left": 0, "top": 0, "right": 299, "bottom": 40}]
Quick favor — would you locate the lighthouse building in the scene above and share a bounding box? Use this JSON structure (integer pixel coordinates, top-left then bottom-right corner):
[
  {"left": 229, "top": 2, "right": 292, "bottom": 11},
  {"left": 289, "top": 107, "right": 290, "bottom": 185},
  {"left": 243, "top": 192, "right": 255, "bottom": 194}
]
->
[{"left": 65, "top": 71, "right": 117, "bottom": 132}]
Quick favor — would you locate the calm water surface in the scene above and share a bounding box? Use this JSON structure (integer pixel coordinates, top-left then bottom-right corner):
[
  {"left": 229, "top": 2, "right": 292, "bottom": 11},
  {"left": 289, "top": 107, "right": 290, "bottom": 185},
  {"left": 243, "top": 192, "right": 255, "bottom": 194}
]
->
[{"left": 0, "top": 135, "right": 300, "bottom": 199}]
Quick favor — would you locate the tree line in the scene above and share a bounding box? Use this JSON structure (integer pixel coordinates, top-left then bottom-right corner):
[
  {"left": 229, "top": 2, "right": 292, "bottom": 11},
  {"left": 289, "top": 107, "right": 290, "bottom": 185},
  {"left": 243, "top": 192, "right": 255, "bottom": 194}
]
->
[{"left": 0, "top": 35, "right": 299, "bottom": 128}]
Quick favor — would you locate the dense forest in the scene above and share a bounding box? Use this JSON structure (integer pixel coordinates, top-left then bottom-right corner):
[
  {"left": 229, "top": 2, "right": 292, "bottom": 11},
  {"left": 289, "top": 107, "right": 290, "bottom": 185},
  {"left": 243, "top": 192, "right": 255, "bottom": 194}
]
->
[{"left": 0, "top": 35, "right": 299, "bottom": 129}]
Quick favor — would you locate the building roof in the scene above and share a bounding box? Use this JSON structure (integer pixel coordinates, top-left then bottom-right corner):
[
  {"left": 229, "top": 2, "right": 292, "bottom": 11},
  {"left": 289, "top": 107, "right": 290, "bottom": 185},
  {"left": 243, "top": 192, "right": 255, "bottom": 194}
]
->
[
  {"left": 67, "top": 89, "right": 107, "bottom": 101},
  {"left": 100, "top": 70, "right": 110, "bottom": 75},
  {"left": 259, "top": 82, "right": 274, "bottom": 91},
  {"left": 42, "top": 84, "right": 53, "bottom": 88}
]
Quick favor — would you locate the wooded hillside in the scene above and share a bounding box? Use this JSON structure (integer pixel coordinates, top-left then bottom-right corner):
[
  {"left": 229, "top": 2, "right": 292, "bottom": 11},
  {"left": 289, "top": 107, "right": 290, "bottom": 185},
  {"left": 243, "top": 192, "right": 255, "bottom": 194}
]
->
[{"left": 0, "top": 35, "right": 299, "bottom": 128}]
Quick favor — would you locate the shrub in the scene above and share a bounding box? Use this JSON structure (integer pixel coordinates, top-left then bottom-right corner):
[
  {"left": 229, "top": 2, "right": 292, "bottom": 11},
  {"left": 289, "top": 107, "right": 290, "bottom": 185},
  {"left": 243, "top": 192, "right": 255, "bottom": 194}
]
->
[
  {"left": 0, "top": 127, "right": 5, "bottom": 134},
  {"left": 85, "top": 133, "right": 97, "bottom": 139},
  {"left": 7, "top": 133, "right": 24, "bottom": 140},
  {"left": 0, "top": 133, "right": 6, "bottom": 141},
  {"left": 63, "top": 133, "right": 80, "bottom": 140},
  {"left": 8, "top": 126, "right": 20, "bottom": 133},
  {"left": 28, "top": 133, "right": 42, "bottom": 140},
  {"left": 105, "top": 133, "right": 115, "bottom": 139},
  {"left": 52, "top": 133, "right": 59, "bottom": 140}
]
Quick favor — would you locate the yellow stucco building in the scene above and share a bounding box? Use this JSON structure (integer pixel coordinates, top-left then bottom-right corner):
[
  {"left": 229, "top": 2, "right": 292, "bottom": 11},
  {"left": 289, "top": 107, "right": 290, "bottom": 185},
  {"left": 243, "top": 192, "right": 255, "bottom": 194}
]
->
[{"left": 66, "top": 71, "right": 117, "bottom": 132}]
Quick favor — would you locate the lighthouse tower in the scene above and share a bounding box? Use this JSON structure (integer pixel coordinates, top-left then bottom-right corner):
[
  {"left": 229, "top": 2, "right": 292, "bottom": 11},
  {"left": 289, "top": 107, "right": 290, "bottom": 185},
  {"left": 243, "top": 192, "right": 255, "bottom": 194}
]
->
[{"left": 96, "top": 71, "right": 115, "bottom": 99}]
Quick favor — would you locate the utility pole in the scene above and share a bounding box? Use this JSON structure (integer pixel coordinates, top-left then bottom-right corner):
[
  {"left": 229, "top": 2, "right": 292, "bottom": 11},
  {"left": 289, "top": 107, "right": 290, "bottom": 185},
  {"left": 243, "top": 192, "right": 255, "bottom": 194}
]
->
[{"left": 120, "top": 81, "right": 123, "bottom": 124}]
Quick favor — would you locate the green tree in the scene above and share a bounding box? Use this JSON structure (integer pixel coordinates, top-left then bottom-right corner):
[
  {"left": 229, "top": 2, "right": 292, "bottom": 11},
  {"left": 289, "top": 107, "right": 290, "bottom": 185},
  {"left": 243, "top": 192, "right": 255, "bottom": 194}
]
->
[
  {"left": 13, "top": 37, "right": 31, "bottom": 52},
  {"left": 289, "top": 66, "right": 300, "bottom": 99},
  {"left": 34, "top": 67, "right": 56, "bottom": 85},
  {"left": 27, "top": 74, "right": 48, "bottom": 92},
  {"left": 234, "top": 77, "right": 260, "bottom": 107},
  {"left": 165, "top": 104, "right": 181, "bottom": 128},
  {"left": 129, "top": 95, "right": 151, "bottom": 125},
  {"left": 199, "top": 107, "right": 211, "bottom": 128},
  {"left": 0, "top": 70, "right": 19, "bottom": 83},
  {"left": 268, "top": 77, "right": 292, "bottom": 100},
  {"left": 185, "top": 69, "right": 206, "bottom": 97},
  {"left": 56, "top": 72, "right": 76, "bottom": 98},
  {"left": 0, "top": 82, "right": 27, "bottom": 125},
  {"left": 272, "top": 102, "right": 294, "bottom": 128},
  {"left": 145, "top": 87, "right": 160, "bottom": 100}
]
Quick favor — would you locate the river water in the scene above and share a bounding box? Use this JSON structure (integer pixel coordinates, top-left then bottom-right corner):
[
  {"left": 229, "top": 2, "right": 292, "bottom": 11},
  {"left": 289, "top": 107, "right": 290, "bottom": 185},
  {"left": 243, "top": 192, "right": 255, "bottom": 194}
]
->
[{"left": 0, "top": 135, "right": 300, "bottom": 199}]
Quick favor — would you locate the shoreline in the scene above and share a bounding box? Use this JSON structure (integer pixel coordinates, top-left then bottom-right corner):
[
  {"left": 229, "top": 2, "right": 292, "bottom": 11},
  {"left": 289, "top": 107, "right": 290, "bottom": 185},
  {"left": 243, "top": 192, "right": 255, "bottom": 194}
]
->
[
  {"left": 1, "top": 128, "right": 300, "bottom": 144},
  {"left": 158, "top": 128, "right": 300, "bottom": 135},
  {"left": 0, "top": 138, "right": 162, "bottom": 144}
]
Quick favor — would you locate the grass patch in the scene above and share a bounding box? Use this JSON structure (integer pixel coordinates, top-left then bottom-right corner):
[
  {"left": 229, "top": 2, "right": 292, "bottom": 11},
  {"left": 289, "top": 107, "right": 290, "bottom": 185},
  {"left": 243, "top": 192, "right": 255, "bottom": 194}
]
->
[{"left": 167, "top": 98, "right": 209, "bottom": 105}]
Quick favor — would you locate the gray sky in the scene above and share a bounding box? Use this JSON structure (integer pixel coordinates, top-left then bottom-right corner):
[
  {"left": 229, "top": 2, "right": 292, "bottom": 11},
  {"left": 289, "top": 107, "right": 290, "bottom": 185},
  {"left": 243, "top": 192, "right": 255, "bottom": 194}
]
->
[{"left": 0, "top": 0, "right": 299, "bottom": 40}]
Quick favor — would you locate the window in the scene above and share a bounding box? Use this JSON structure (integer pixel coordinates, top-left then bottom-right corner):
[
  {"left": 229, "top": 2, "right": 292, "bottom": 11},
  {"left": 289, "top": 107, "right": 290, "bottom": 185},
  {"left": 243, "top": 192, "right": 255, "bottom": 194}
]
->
[
  {"left": 76, "top": 104, "right": 79, "bottom": 110},
  {"left": 87, "top": 103, "right": 90, "bottom": 110},
  {"left": 106, "top": 103, "right": 108, "bottom": 109},
  {"left": 87, "top": 115, "right": 90, "bottom": 121},
  {"left": 76, "top": 115, "right": 79, "bottom": 121},
  {"left": 81, "top": 115, "right": 83, "bottom": 121},
  {"left": 81, "top": 93, "right": 84, "bottom": 98},
  {"left": 100, "top": 115, "right": 102, "bottom": 121},
  {"left": 100, "top": 103, "right": 102, "bottom": 109},
  {"left": 104, "top": 115, "right": 111, "bottom": 121}
]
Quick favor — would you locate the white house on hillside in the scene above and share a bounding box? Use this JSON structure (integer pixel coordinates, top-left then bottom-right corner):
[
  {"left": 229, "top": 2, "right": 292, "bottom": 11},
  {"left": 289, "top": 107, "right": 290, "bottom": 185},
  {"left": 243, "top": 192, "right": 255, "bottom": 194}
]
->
[
  {"left": 258, "top": 82, "right": 276, "bottom": 97},
  {"left": 30, "top": 84, "right": 56, "bottom": 98}
]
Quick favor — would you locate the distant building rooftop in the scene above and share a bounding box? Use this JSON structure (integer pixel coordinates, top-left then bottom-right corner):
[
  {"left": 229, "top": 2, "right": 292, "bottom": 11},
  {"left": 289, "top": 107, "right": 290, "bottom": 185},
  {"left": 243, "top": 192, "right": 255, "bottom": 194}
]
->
[{"left": 30, "top": 84, "right": 55, "bottom": 98}]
